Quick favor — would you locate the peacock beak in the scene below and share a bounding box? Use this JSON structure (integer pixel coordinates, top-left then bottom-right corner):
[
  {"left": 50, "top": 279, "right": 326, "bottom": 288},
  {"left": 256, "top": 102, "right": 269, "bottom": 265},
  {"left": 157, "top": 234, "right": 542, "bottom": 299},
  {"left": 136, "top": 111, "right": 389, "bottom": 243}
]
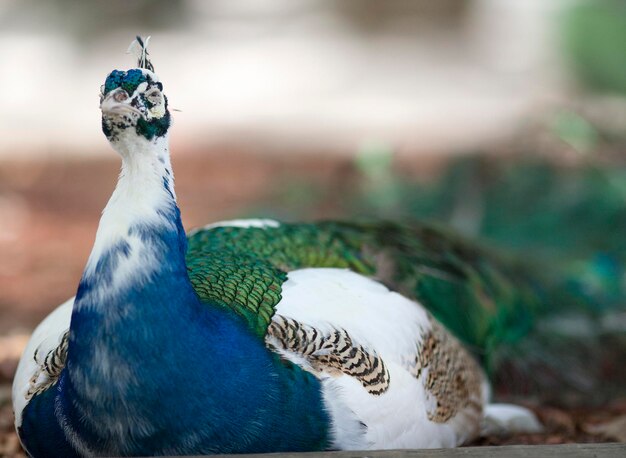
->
[{"left": 100, "top": 89, "right": 143, "bottom": 118}]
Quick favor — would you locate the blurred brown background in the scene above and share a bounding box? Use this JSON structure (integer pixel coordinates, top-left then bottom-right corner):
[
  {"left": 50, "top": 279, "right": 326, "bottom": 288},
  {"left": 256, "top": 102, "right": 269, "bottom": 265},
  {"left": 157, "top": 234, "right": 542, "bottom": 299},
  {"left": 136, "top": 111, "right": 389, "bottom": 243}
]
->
[{"left": 1, "top": 0, "right": 626, "bottom": 455}]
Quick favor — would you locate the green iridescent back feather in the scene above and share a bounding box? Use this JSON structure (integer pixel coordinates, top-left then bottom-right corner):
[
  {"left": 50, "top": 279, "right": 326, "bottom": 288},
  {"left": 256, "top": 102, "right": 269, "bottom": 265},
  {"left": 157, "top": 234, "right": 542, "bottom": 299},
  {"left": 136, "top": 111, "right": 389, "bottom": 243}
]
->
[
  {"left": 186, "top": 221, "right": 540, "bottom": 361},
  {"left": 187, "top": 223, "right": 373, "bottom": 338}
]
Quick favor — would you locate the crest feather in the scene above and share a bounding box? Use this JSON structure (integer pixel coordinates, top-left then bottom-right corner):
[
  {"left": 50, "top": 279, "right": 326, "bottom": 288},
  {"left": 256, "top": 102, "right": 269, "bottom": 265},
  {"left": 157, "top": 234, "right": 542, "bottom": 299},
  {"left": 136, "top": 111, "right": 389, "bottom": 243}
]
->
[{"left": 127, "top": 35, "right": 155, "bottom": 72}]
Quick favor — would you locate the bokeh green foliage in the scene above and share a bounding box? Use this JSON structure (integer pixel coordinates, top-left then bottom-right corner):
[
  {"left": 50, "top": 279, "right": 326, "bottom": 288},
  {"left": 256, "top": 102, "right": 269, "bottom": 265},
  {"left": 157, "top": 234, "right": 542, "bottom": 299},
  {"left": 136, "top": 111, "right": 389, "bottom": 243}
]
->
[
  {"left": 410, "top": 157, "right": 626, "bottom": 312},
  {"left": 562, "top": 0, "right": 626, "bottom": 94}
]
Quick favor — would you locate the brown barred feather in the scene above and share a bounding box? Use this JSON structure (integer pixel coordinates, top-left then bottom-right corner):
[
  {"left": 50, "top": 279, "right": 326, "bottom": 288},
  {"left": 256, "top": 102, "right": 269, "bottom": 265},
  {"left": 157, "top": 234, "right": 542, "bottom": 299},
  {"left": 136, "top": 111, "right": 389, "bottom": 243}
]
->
[
  {"left": 267, "top": 315, "right": 390, "bottom": 395},
  {"left": 411, "top": 319, "right": 484, "bottom": 423},
  {"left": 26, "top": 331, "right": 69, "bottom": 400}
]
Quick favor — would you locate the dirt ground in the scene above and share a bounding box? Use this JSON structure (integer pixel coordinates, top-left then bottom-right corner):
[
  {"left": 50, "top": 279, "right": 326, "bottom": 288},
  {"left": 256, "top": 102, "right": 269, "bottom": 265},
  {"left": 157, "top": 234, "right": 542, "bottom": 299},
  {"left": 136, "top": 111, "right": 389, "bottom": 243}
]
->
[{"left": 0, "top": 153, "right": 624, "bottom": 456}]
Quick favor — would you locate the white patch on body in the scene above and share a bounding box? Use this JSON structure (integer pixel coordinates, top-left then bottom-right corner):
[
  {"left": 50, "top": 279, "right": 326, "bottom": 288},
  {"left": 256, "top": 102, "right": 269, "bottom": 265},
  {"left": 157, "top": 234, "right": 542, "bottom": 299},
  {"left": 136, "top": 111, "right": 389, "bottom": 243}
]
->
[
  {"left": 271, "top": 268, "right": 487, "bottom": 449},
  {"left": 320, "top": 379, "right": 369, "bottom": 449},
  {"left": 193, "top": 218, "right": 280, "bottom": 233},
  {"left": 80, "top": 135, "right": 175, "bottom": 307},
  {"left": 481, "top": 403, "right": 543, "bottom": 436},
  {"left": 12, "top": 297, "right": 73, "bottom": 428}
]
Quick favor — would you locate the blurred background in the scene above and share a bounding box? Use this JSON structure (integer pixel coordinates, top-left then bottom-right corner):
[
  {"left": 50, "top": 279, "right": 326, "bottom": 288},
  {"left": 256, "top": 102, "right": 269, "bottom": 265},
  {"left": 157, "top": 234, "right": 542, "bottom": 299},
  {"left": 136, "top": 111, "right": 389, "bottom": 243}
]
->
[{"left": 1, "top": 0, "right": 626, "bottom": 453}]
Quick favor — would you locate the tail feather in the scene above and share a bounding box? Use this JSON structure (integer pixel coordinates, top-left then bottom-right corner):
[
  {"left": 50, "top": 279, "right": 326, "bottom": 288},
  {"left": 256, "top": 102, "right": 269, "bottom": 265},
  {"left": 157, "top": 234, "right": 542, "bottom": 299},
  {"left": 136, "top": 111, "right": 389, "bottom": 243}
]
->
[{"left": 420, "top": 157, "right": 626, "bottom": 405}]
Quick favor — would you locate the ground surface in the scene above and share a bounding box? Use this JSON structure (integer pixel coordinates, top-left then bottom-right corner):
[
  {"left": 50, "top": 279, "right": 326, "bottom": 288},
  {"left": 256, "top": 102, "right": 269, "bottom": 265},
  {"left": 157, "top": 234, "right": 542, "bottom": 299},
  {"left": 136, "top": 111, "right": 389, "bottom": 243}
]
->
[{"left": 0, "top": 154, "right": 624, "bottom": 457}]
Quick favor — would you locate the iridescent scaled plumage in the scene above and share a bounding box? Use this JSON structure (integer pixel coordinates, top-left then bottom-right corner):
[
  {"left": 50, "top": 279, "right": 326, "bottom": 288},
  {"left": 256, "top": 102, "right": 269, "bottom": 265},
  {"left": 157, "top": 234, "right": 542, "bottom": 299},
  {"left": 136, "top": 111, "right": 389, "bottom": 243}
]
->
[
  {"left": 187, "top": 221, "right": 539, "bottom": 357},
  {"left": 103, "top": 69, "right": 148, "bottom": 97}
]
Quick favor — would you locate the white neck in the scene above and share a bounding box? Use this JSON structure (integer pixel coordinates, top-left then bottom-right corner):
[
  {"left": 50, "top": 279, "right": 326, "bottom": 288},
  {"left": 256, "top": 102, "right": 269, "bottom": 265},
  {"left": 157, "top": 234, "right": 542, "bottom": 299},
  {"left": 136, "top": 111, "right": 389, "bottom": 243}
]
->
[{"left": 83, "top": 134, "right": 176, "bottom": 280}]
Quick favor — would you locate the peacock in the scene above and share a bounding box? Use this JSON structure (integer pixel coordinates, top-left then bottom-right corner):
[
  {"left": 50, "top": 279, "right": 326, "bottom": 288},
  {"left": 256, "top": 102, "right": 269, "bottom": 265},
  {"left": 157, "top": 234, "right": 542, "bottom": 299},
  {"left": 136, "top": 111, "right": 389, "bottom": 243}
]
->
[{"left": 11, "top": 39, "right": 548, "bottom": 457}]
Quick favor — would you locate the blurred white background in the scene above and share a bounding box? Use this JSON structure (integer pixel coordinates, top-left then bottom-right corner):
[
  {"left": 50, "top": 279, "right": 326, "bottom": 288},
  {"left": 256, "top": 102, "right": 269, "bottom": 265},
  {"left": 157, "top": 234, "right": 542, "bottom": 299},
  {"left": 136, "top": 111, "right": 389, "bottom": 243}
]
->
[{"left": 0, "top": 0, "right": 569, "bottom": 158}]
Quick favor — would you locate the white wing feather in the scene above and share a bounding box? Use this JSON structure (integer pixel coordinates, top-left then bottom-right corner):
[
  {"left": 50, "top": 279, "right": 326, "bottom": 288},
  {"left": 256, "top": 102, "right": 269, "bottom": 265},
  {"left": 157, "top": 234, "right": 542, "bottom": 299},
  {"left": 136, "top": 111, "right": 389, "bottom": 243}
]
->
[
  {"left": 273, "top": 268, "right": 489, "bottom": 449},
  {"left": 12, "top": 297, "right": 74, "bottom": 428}
]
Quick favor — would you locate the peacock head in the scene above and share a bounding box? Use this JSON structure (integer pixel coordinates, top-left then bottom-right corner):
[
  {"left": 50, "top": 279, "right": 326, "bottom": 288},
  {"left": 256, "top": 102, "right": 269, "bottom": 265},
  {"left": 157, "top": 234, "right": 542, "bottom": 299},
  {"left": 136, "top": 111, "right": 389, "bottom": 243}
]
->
[{"left": 100, "top": 37, "right": 171, "bottom": 147}]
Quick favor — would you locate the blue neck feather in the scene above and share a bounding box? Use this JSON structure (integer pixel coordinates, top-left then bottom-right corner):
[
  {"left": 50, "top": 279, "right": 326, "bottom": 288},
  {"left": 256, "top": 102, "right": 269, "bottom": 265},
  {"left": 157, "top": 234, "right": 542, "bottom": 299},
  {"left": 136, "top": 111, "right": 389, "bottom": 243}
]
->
[{"left": 20, "top": 163, "right": 331, "bottom": 456}]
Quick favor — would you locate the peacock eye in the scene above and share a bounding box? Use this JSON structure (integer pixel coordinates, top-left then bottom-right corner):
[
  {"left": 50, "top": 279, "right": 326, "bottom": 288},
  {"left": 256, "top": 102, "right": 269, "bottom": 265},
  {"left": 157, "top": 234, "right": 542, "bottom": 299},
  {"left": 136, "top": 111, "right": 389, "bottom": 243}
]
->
[
  {"left": 145, "top": 88, "right": 162, "bottom": 104},
  {"left": 113, "top": 90, "right": 129, "bottom": 102}
]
